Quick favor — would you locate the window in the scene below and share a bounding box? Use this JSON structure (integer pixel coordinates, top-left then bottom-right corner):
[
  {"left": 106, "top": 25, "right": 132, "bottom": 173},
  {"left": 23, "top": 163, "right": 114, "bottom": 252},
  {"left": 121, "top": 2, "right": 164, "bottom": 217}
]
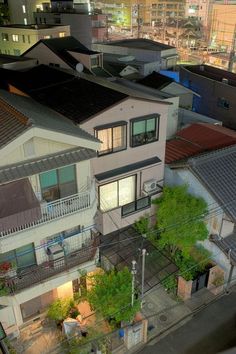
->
[
  {"left": 39, "top": 165, "right": 77, "bottom": 202},
  {"left": 12, "top": 34, "right": 19, "bottom": 42},
  {"left": 217, "top": 97, "right": 230, "bottom": 110},
  {"left": 130, "top": 115, "right": 159, "bottom": 147},
  {"left": 96, "top": 123, "right": 127, "bottom": 156},
  {"left": 22, "top": 5, "right": 26, "bottom": 13},
  {"left": 2, "top": 33, "right": 9, "bottom": 41},
  {"left": 23, "top": 139, "right": 35, "bottom": 158},
  {"left": 24, "top": 18, "right": 27, "bottom": 25},
  {"left": 43, "top": 35, "right": 52, "bottom": 39},
  {"left": 59, "top": 32, "right": 66, "bottom": 38},
  {"left": 122, "top": 196, "right": 151, "bottom": 217},
  {"left": 0, "top": 243, "right": 36, "bottom": 270},
  {"left": 91, "top": 56, "right": 99, "bottom": 67},
  {"left": 28, "top": 35, "right": 31, "bottom": 43},
  {"left": 22, "top": 34, "right": 25, "bottom": 43},
  {"left": 99, "top": 175, "right": 136, "bottom": 212}
]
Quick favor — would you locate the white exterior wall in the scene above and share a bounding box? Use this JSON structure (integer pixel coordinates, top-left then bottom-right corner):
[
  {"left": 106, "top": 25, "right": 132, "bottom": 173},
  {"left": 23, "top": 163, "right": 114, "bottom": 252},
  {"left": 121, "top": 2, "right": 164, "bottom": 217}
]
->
[{"left": 23, "top": 42, "right": 73, "bottom": 70}]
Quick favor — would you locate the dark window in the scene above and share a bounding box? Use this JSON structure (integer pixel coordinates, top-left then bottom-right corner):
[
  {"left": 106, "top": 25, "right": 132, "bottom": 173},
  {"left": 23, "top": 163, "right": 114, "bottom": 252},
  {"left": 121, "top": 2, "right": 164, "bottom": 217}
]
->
[
  {"left": 0, "top": 243, "right": 36, "bottom": 270},
  {"left": 121, "top": 196, "right": 151, "bottom": 217},
  {"left": 1, "top": 33, "right": 9, "bottom": 41},
  {"left": 39, "top": 165, "right": 77, "bottom": 202},
  {"left": 130, "top": 115, "right": 159, "bottom": 147},
  {"left": 217, "top": 97, "right": 230, "bottom": 110},
  {"left": 95, "top": 123, "right": 127, "bottom": 156}
]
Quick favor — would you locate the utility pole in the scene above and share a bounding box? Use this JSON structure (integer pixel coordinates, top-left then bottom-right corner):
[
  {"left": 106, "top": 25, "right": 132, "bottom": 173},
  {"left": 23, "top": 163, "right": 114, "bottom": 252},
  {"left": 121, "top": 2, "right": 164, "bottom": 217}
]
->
[
  {"left": 141, "top": 249, "right": 148, "bottom": 308},
  {"left": 228, "top": 23, "right": 236, "bottom": 72},
  {"left": 131, "top": 260, "right": 137, "bottom": 307}
]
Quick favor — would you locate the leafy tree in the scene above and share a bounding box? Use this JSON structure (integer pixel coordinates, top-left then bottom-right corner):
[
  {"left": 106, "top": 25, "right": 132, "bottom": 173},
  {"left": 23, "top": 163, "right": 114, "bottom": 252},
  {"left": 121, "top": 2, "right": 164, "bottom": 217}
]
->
[
  {"left": 152, "top": 185, "right": 208, "bottom": 257},
  {"left": 87, "top": 267, "right": 140, "bottom": 325},
  {"left": 47, "top": 298, "right": 76, "bottom": 322}
]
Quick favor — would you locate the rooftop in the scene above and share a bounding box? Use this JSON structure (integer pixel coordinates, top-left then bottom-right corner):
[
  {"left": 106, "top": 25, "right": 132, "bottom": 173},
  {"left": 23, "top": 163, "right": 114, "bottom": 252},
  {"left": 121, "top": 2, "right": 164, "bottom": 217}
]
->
[
  {"left": 0, "top": 54, "right": 33, "bottom": 65},
  {"left": 183, "top": 65, "right": 236, "bottom": 87},
  {"left": 0, "top": 24, "right": 66, "bottom": 30},
  {"left": 0, "top": 65, "right": 128, "bottom": 123},
  {"left": 137, "top": 71, "right": 173, "bottom": 90},
  {"left": 0, "top": 89, "right": 99, "bottom": 149},
  {"left": 105, "top": 38, "right": 175, "bottom": 51},
  {"left": 189, "top": 145, "right": 236, "bottom": 221},
  {"left": 23, "top": 36, "right": 98, "bottom": 69},
  {"left": 166, "top": 123, "right": 236, "bottom": 164}
]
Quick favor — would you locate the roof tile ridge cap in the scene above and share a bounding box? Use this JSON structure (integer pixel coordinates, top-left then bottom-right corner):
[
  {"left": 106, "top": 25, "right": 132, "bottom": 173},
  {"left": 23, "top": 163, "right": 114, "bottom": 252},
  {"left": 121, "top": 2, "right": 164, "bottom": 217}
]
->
[
  {"left": 0, "top": 97, "right": 31, "bottom": 126},
  {"left": 176, "top": 135, "right": 202, "bottom": 148}
]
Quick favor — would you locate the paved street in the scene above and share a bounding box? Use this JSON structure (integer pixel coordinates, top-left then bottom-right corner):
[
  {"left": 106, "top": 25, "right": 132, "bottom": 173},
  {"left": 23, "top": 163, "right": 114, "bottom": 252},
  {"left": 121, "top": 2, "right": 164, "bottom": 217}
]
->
[{"left": 139, "top": 290, "right": 236, "bottom": 354}]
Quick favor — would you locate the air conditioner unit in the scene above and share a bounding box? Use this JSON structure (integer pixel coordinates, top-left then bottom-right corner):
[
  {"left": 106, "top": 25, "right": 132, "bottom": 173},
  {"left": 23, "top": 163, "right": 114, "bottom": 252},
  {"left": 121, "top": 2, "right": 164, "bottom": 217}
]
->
[
  {"left": 47, "top": 244, "right": 65, "bottom": 268},
  {"left": 143, "top": 179, "right": 158, "bottom": 193}
]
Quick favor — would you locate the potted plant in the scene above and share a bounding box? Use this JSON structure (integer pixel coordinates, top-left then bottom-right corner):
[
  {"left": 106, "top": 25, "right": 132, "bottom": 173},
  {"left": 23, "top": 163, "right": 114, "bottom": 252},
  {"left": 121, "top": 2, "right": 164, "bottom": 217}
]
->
[{"left": 0, "top": 261, "right": 17, "bottom": 278}]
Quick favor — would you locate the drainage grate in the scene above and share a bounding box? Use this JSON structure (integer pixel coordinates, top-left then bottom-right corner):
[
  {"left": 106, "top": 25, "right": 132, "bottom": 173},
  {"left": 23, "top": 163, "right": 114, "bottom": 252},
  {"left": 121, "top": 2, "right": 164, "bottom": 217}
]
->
[{"left": 159, "top": 314, "right": 167, "bottom": 322}]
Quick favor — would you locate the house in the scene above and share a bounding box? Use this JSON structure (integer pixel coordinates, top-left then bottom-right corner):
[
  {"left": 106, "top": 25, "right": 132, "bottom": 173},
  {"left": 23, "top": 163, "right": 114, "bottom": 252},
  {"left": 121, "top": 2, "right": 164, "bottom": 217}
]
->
[
  {"left": 92, "top": 39, "right": 178, "bottom": 75},
  {"left": 0, "top": 89, "right": 100, "bottom": 335},
  {"left": 165, "top": 126, "right": 236, "bottom": 286},
  {"left": 33, "top": 1, "right": 108, "bottom": 48},
  {"left": 179, "top": 64, "right": 236, "bottom": 130},
  {"left": 0, "top": 23, "right": 70, "bottom": 56},
  {"left": 0, "top": 65, "right": 170, "bottom": 236},
  {"left": 22, "top": 36, "right": 111, "bottom": 77}
]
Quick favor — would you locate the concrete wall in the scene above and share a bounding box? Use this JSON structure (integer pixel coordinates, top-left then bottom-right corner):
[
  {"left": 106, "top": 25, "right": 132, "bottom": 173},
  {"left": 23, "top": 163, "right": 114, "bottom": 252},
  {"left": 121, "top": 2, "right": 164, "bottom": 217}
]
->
[{"left": 179, "top": 66, "right": 236, "bottom": 129}]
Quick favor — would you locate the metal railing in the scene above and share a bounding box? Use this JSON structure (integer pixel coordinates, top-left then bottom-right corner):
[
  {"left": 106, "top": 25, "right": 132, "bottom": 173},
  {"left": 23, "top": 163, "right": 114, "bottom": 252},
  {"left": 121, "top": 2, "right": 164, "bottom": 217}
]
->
[
  {"left": 0, "top": 187, "right": 96, "bottom": 238},
  {"left": 3, "top": 236, "right": 100, "bottom": 294}
]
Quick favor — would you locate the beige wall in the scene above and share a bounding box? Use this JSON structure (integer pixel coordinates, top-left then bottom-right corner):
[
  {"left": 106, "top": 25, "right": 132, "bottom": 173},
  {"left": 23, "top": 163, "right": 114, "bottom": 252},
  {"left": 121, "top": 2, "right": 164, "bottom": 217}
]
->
[{"left": 0, "top": 25, "right": 70, "bottom": 56}]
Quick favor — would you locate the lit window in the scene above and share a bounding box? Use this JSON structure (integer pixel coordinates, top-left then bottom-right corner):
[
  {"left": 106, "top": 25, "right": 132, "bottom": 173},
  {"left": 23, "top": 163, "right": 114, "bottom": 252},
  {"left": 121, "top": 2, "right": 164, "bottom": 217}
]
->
[
  {"left": 1, "top": 33, "right": 9, "bottom": 41},
  {"left": 12, "top": 34, "right": 19, "bottom": 42},
  {"left": 43, "top": 35, "right": 51, "bottom": 39},
  {"left": 130, "top": 115, "right": 159, "bottom": 147},
  {"left": 96, "top": 123, "right": 127, "bottom": 156},
  {"left": 22, "top": 5, "right": 26, "bottom": 13},
  {"left": 24, "top": 18, "right": 27, "bottom": 25},
  {"left": 59, "top": 32, "right": 65, "bottom": 37},
  {"left": 99, "top": 175, "right": 136, "bottom": 212}
]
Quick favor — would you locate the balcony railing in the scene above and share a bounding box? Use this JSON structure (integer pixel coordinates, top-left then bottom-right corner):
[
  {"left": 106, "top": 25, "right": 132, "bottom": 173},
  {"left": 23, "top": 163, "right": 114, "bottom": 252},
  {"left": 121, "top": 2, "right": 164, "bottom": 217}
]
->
[
  {"left": 0, "top": 187, "right": 96, "bottom": 238},
  {"left": 3, "top": 236, "right": 100, "bottom": 294}
]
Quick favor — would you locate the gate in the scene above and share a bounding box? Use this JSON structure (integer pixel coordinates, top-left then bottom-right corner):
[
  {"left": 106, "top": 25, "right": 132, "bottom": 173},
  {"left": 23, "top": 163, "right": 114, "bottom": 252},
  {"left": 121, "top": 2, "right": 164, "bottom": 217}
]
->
[{"left": 191, "top": 270, "right": 209, "bottom": 294}]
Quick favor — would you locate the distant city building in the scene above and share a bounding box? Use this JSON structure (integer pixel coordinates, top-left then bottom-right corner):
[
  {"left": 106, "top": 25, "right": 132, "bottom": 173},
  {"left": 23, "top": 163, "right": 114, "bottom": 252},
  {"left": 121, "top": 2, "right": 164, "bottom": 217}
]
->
[
  {"left": 0, "top": 24, "right": 70, "bottom": 56},
  {"left": 7, "top": 0, "right": 44, "bottom": 24},
  {"left": 185, "top": 0, "right": 211, "bottom": 30}
]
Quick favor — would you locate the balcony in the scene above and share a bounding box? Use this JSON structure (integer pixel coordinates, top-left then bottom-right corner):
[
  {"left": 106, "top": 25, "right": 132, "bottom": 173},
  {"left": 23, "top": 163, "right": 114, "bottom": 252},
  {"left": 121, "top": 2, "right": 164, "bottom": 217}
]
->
[
  {"left": 3, "top": 235, "right": 100, "bottom": 294},
  {"left": 0, "top": 186, "right": 96, "bottom": 238}
]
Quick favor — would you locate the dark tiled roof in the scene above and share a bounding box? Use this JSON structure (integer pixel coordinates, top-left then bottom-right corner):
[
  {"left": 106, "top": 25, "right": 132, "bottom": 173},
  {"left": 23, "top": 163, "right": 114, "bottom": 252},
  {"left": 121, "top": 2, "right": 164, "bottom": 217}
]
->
[
  {"left": 0, "top": 96, "right": 30, "bottom": 149},
  {"left": 166, "top": 123, "right": 236, "bottom": 164},
  {"left": 107, "top": 38, "right": 174, "bottom": 50},
  {"left": 137, "top": 71, "right": 173, "bottom": 90},
  {"left": 0, "top": 65, "right": 127, "bottom": 123},
  {"left": 23, "top": 36, "right": 97, "bottom": 68},
  {"left": 95, "top": 156, "right": 161, "bottom": 181},
  {"left": 0, "top": 147, "right": 96, "bottom": 184},
  {"left": 189, "top": 145, "right": 236, "bottom": 221},
  {"left": 211, "top": 233, "right": 236, "bottom": 266},
  {"left": 0, "top": 90, "right": 98, "bottom": 143}
]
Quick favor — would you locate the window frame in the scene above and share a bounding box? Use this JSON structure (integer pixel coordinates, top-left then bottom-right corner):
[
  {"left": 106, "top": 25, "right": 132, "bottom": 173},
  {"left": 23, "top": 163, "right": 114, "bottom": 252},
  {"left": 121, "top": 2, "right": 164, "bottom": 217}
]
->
[
  {"left": 95, "top": 121, "right": 127, "bottom": 156},
  {"left": 130, "top": 114, "right": 159, "bottom": 148},
  {"left": 121, "top": 195, "right": 151, "bottom": 217},
  {"left": 98, "top": 174, "right": 137, "bottom": 212}
]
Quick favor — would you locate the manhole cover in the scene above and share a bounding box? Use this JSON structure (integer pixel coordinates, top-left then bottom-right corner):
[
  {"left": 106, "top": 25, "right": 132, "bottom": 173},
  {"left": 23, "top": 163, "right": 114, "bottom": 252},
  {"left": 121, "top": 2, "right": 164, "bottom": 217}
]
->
[
  {"left": 147, "top": 303, "right": 154, "bottom": 309},
  {"left": 159, "top": 314, "right": 167, "bottom": 322}
]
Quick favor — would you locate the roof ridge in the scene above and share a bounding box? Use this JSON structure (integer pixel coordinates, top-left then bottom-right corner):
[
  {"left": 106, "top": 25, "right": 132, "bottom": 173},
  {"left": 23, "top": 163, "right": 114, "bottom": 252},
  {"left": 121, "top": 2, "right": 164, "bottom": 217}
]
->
[{"left": 189, "top": 144, "right": 236, "bottom": 166}]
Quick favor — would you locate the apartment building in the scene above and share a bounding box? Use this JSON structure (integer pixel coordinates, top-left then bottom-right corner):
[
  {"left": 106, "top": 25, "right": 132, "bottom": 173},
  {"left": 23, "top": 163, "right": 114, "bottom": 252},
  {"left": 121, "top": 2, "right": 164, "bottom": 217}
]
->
[
  {"left": 0, "top": 89, "right": 100, "bottom": 334},
  {"left": 0, "top": 24, "right": 70, "bottom": 56}
]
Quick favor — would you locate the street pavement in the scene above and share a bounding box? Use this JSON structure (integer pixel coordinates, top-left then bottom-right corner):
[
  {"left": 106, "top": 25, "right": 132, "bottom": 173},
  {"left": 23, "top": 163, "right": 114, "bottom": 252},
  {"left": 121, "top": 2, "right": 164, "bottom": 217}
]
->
[{"left": 139, "top": 290, "right": 236, "bottom": 354}]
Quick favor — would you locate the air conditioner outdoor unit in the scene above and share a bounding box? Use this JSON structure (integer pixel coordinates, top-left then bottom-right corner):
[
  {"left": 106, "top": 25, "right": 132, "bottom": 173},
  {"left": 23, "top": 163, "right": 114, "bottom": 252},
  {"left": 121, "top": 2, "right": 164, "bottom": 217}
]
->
[
  {"left": 143, "top": 179, "right": 158, "bottom": 193},
  {"left": 47, "top": 244, "right": 65, "bottom": 268}
]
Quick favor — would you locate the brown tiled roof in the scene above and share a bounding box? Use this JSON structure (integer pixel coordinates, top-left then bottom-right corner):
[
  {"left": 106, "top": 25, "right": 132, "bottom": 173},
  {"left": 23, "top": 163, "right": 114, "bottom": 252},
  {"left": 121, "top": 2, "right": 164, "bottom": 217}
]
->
[
  {"left": 165, "top": 123, "right": 236, "bottom": 164},
  {"left": 0, "top": 97, "right": 30, "bottom": 148}
]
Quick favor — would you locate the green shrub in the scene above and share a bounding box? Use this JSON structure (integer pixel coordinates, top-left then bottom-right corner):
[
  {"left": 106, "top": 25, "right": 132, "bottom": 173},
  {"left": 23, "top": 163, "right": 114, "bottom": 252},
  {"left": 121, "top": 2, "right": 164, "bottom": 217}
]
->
[
  {"left": 47, "top": 298, "right": 76, "bottom": 321},
  {"left": 161, "top": 275, "right": 177, "bottom": 293}
]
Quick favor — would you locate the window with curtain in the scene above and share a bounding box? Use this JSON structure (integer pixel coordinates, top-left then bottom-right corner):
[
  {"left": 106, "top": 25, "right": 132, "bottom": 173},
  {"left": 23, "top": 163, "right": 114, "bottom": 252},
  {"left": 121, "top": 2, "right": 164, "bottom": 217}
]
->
[
  {"left": 131, "top": 115, "right": 159, "bottom": 147},
  {"left": 99, "top": 175, "right": 136, "bottom": 212},
  {"left": 96, "top": 123, "right": 127, "bottom": 156},
  {"left": 0, "top": 243, "right": 36, "bottom": 270},
  {"left": 39, "top": 165, "right": 77, "bottom": 202}
]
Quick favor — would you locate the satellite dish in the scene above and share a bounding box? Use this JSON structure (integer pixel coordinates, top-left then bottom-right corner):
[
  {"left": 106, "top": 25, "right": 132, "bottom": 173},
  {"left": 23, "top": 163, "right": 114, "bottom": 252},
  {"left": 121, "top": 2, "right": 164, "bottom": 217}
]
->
[{"left": 76, "top": 63, "right": 84, "bottom": 73}]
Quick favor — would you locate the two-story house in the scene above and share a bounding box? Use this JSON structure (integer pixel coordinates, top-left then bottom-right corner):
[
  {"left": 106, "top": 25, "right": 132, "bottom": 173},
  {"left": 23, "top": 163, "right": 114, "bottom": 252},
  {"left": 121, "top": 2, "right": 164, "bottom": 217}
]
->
[
  {"left": 0, "top": 89, "right": 100, "bottom": 335},
  {"left": 0, "top": 65, "right": 170, "bottom": 237}
]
